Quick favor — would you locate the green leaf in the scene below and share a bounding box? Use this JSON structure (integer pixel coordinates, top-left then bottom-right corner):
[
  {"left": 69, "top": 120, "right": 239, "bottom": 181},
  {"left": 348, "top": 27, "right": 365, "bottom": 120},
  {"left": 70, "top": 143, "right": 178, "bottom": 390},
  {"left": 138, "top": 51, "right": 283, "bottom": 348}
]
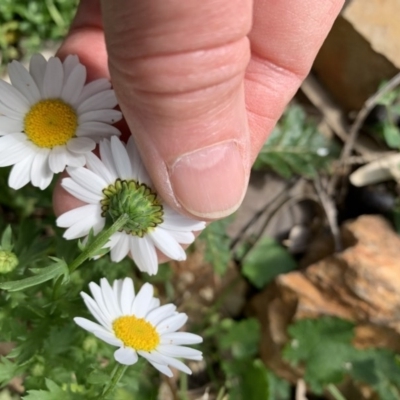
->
[
  {"left": 0, "top": 226, "right": 13, "bottom": 251},
  {"left": 253, "top": 104, "right": 337, "bottom": 178},
  {"left": 0, "top": 357, "right": 19, "bottom": 386},
  {"left": 218, "top": 318, "right": 261, "bottom": 359},
  {"left": 23, "top": 379, "right": 80, "bottom": 400},
  {"left": 0, "top": 258, "right": 68, "bottom": 291},
  {"left": 283, "top": 317, "right": 356, "bottom": 394},
  {"left": 351, "top": 349, "right": 400, "bottom": 400},
  {"left": 383, "top": 123, "right": 400, "bottom": 149},
  {"left": 241, "top": 360, "right": 271, "bottom": 400},
  {"left": 242, "top": 237, "right": 296, "bottom": 289},
  {"left": 200, "top": 217, "right": 232, "bottom": 275}
]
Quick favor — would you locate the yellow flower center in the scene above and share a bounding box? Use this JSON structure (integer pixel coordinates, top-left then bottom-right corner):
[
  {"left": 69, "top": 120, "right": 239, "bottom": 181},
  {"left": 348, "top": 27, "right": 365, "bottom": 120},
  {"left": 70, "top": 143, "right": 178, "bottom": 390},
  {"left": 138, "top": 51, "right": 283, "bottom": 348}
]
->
[
  {"left": 24, "top": 99, "right": 78, "bottom": 148},
  {"left": 113, "top": 315, "right": 160, "bottom": 352}
]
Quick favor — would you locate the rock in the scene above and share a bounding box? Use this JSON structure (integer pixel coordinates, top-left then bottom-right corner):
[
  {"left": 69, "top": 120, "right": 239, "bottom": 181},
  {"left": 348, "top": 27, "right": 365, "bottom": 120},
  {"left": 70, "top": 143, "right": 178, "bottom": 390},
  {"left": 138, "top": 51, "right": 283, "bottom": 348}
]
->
[
  {"left": 313, "top": 0, "right": 400, "bottom": 113},
  {"left": 250, "top": 215, "right": 400, "bottom": 385}
]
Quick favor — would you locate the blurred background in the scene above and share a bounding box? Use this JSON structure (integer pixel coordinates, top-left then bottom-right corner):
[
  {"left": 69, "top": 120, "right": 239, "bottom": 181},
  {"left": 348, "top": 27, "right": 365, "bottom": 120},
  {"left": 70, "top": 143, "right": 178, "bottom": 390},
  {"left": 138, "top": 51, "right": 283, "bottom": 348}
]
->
[{"left": 2, "top": 1, "right": 400, "bottom": 399}]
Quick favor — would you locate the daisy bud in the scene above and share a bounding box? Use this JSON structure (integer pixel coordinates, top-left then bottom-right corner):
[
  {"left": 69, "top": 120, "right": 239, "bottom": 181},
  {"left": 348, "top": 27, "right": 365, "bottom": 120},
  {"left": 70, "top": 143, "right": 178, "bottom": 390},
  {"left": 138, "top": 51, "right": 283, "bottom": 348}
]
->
[{"left": 0, "top": 250, "right": 18, "bottom": 274}]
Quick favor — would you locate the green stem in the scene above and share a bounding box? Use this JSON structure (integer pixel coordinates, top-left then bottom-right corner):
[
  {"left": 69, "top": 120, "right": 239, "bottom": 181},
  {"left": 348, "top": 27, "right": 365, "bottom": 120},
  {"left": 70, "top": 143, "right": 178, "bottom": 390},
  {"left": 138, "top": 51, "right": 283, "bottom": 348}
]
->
[
  {"left": 327, "top": 384, "right": 347, "bottom": 400},
  {"left": 216, "top": 387, "right": 226, "bottom": 400},
  {"left": 101, "top": 364, "right": 128, "bottom": 399},
  {"left": 68, "top": 214, "right": 129, "bottom": 273}
]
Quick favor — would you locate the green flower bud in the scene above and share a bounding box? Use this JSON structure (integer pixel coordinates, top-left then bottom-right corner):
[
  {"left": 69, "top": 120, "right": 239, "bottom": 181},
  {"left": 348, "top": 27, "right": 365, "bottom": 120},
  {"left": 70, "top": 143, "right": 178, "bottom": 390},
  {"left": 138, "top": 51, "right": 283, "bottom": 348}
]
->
[
  {"left": 101, "top": 179, "right": 164, "bottom": 237},
  {"left": 31, "top": 363, "right": 45, "bottom": 377},
  {"left": 0, "top": 250, "right": 18, "bottom": 274}
]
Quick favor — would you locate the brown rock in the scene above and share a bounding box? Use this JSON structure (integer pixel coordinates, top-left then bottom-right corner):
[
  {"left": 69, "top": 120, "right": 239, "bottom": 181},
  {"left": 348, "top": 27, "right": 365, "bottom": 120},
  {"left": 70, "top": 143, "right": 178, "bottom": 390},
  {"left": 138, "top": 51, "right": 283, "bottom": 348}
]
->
[
  {"left": 313, "top": 16, "right": 398, "bottom": 111},
  {"left": 250, "top": 215, "right": 400, "bottom": 385}
]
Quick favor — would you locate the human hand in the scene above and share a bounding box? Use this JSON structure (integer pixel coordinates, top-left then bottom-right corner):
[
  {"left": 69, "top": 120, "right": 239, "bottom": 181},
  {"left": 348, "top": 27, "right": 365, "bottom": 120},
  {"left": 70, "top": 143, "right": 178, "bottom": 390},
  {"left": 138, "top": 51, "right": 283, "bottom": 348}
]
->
[{"left": 54, "top": 0, "right": 344, "bottom": 221}]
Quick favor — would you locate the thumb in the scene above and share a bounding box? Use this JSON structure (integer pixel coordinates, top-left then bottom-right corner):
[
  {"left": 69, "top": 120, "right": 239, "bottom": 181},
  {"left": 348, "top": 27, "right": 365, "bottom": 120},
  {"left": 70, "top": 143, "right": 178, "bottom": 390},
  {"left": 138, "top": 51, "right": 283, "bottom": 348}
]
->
[{"left": 101, "top": 0, "right": 252, "bottom": 219}]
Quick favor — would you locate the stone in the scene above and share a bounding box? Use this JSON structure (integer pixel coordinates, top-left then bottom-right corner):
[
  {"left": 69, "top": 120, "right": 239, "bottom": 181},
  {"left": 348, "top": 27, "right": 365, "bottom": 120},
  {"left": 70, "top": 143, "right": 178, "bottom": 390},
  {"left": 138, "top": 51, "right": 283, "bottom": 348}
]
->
[{"left": 250, "top": 215, "right": 400, "bottom": 386}]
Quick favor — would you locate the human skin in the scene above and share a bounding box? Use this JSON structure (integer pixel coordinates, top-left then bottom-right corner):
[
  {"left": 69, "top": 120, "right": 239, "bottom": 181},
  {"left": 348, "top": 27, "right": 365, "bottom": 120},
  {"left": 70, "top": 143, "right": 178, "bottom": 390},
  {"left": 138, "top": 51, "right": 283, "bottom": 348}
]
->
[{"left": 53, "top": 0, "right": 344, "bottom": 233}]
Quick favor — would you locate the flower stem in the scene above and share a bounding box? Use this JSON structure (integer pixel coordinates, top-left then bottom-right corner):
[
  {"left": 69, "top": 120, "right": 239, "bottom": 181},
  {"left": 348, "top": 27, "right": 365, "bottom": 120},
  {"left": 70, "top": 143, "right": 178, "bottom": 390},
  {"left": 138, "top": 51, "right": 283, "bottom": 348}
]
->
[
  {"left": 327, "top": 384, "right": 347, "bottom": 400},
  {"left": 68, "top": 214, "right": 129, "bottom": 273},
  {"left": 101, "top": 364, "right": 128, "bottom": 399}
]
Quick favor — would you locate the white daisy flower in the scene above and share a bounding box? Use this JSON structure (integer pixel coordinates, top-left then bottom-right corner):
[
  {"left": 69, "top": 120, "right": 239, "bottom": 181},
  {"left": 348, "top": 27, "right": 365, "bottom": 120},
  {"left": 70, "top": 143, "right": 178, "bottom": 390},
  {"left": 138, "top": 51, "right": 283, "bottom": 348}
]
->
[
  {"left": 0, "top": 54, "right": 122, "bottom": 190},
  {"left": 75, "top": 278, "right": 203, "bottom": 377},
  {"left": 57, "top": 136, "right": 205, "bottom": 275}
]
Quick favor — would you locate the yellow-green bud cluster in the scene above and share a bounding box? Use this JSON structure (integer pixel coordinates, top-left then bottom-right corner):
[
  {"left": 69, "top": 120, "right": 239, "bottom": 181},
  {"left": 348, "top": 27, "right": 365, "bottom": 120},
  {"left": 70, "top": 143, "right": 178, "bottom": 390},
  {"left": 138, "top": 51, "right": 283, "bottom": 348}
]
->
[{"left": 0, "top": 250, "right": 18, "bottom": 274}]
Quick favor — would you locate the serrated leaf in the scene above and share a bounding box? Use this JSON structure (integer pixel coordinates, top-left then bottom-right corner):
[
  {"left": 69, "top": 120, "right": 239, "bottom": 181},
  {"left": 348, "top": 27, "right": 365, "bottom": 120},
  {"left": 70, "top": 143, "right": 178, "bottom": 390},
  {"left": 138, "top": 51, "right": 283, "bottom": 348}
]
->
[
  {"left": 218, "top": 318, "right": 260, "bottom": 359},
  {"left": 352, "top": 349, "right": 400, "bottom": 400},
  {"left": 242, "top": 237, "right": 296, "bottom": 289},
  {"left": 201, "top": 217, "right": 232, "bottom": 275},
  {"left": 253, "top": 104, "right": 337, "bottom": 178},
  {"left": 0, "top": 357, "right": 19, "bottom": 386},
  {"left": 23, "top": 379, "right": 71, "bottom": 400},
  {"left": 283, "top": 317, "right": 356, "bottom": 394},
  {"left": 0, "top": 258, "right": 68, "bottom": 291}
]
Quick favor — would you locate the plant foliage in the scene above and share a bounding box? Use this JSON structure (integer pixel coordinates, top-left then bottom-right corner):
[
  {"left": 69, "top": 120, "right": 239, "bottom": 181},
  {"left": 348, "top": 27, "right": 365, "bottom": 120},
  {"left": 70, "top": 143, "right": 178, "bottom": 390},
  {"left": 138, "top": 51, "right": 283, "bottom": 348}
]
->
[{"left": 253, "top": 104, "right": 337, "bottom": 178}]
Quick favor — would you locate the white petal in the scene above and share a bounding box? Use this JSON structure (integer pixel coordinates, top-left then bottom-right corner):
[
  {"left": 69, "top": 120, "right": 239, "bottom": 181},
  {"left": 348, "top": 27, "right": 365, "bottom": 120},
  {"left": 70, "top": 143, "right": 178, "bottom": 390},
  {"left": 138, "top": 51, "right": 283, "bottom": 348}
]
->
[
  {"left": 156, "top": 314, "right": 188, "bottom": 335},
  {"left": 0, "top": 116, "right": 23, "bottom": 134},
  {"left": 74, "top": 317, "right": 104, "bottom": 334},
  {"left": 8, "top": 60, "right": 41, "bottom": 104},
  {"left": 57, "top": 208, "right": 105, "bottom": 240},
  {"left": 148, "top": 298, "right": 160, "bottom": 312},
  {"left": 88, "top": 282, "right": 114, "bottom": 324},
  {"left": 74, "top": 317, "right": 120, "bottom": 347},
  {"left": 156, "top": 352, "right": 193, "bottom": 374},
  {"left": 99, "top": 139, "right": 118, "bottom": 179},
  {"left": 66, "top": 137, "right": 96, "bottom": 154},
  {"left": 63, "top": 55, "right": 80, "bottom": 81},
  {"left": 157, "top": 345, "right": 202, "bottom": 360},
  {"left": 93, "top": 330, "right": 122, "bottom": 347},
  {"left": 100, "top": 278, "right": 122, "bottom": 319},
  {"left": 78, "top": 109, "right": 122, "bottom": 125},
  {"left": 62, "top": 210, "right": 104, "bottom": 240},
  {"left": 86, "top": 152, "right": 114, "bottom": 184},
  {"left": 114, "top": 347, "right": 138, "bottom": 365},
  {"left": 76, "top": 121, "right": 120, "bottom": 139},
  {"left": 160, "top": 333, "right": 203, "bottom": 346},
  {"left": 30, "top": 149, "right": 52, "bottom": 190},
  {"left": 131, "top": 283, "right": 154, "bottom": 318},
  {"left": 0, "top": 80, "right": 29, "bottom": 113},
  {"left": 126, "top": 136, "right": 150, "bottom": 185},
  {"left": 109, "top": 136, "right": 132, "bottom": 179},
  {"left": 148, "top": 361, "right": 173, "bottom": 377},
  {"left": 149, "top": 229, "right": 186, "bottom": 261},
  {"left": 61, "top": 177, "right": 102, "bottom": 204},
  {"left": 0, "top": 101, "right": 24, "bottom": 119},
  {"left": 77, "top": 90, "right": 118, "bottom": 114},
  {"left": 61, "top": 64, "right": 86, "bottom": 105},
  {"left": 48, "top": 146, "right": 68, "bottom": 173},
  {"left": 77, "top": 79, "right": 111, "bottom": 104},
  {"left": 130, "top": 236, "right": 158, "bottom": 275},
  {"left": 138, "top": 351, "right": 167, "bottom": 366},
  {"left": 65, "top": 151, "right": 86, "bottom": 168},
  {"left": 8, "top": 155, "right": 35, "bottom": 189},
  {"left": 110, "top": 233, "right": 130, "bottom": 262},
  {"left": 162, "top": 229, "right": 194, "bottom": 244},
  {"left": 80, "top": 292, "right": 111, "bottom": 329},
  {"left": 43, "top": 57, "right": 64, "bottom": 99},
  {"left": 68, "top": 167, "right": 107, "bottom": 195},
  {"left": 57, "top": 204, "right": 100, "bottom": 228},
  {"left": 163, "top": 206, "right": 206, "bottom": 231},
  {"left": 29, "top": 54, "right": 47, "bottom": 94},
  {"left": 0, "top": 133, "right": 26, "bottom": 152},
  {"left": 146, "top": 304, "right": 177, "bottom": 327},
  {"left": 0, "top": 139, "right": 32, "bottom": 166},
  {"left": 119, "top": 278, "right": 135, "bottom": 315}
]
